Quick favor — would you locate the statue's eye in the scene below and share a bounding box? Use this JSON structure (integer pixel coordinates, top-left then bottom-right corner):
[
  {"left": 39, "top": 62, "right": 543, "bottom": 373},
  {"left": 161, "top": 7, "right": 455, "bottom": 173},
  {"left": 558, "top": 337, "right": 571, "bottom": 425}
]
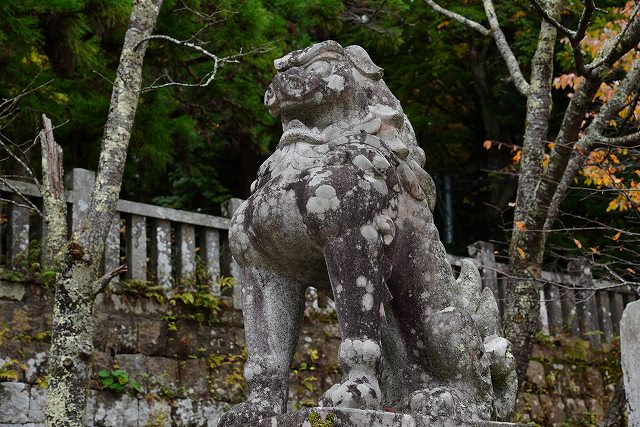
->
[{"left": 306, "top": 60, "right": 330, "bottom": 75}]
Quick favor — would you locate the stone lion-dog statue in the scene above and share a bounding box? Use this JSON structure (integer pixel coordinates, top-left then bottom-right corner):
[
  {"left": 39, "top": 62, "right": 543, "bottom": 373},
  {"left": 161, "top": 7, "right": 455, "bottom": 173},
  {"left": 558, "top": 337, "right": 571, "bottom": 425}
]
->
[{"left": 219, "top": 41, "right": 517, "bottom": 425}]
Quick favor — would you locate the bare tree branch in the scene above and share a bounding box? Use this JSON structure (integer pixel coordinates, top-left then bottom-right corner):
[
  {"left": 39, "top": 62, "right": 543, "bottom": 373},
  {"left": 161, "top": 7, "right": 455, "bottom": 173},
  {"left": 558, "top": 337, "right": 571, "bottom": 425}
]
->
[
  {"left": 0, "top": 177, "right": 43, "bottom": 217},
  {"left": 587, "top": 2, "right": 640, "bottom": 72},
  {"left": 424, "top": 0, "right": 490, "bottom": 36},
  {"left": 529, "top": 0, "right": 575, "bottom": 38},
  {"left": 93, "top": 264, "right": 127, "bottom": 295},
  {"left": 139, "top": 34, "right": 271, "bottom": 92},
  {"left": 482, "top": 0, "right": 531, "bottom": 96}
]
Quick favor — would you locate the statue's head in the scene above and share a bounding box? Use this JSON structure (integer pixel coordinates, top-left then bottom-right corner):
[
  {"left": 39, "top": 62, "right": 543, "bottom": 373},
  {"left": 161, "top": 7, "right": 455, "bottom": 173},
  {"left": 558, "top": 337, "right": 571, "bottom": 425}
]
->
[{"left": 265, "top": 41, "right": 402, "bottom": 128}]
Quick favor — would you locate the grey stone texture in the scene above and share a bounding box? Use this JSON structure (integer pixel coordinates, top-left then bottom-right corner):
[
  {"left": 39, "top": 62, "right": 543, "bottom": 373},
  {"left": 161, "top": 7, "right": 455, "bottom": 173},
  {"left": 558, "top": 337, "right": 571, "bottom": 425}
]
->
[
  {"left": 221, "top": 40, "right": 517, "bottom": 426},
  {"left": 255, "top": 407, "right": 525, "bottom": 426},
  {"left": 621, "top": 300, "right": 640, "bottom": 426}
]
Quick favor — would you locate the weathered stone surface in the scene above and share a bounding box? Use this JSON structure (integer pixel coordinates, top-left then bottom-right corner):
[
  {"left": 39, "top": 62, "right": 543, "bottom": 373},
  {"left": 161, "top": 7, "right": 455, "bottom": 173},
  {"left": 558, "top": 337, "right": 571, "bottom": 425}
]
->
[
  {"left": 254, "top": 407, "right": 525, "bottom": 427},
  {"left": 147, "top": 356, "right": 180, "bottom": 396},
  {"left": 539, "top": 394, "right": 566, "bottom": 424},
  {"left": 0, "top": 382, "right": 30, "bottom": 423},
  {"left": 525, "top": 360, "right": 546, "bottom": 390},
  {"left": 27, "top": 386, "right": 46, "bottom": 423},
  {"left": 137, "top": 318, "right": 167, "bottom": 355},
  {"left": 0, "top": 282, "right": 26, "bottom": 301},
  {"left": 139, "top": 398, "right": 172, "bottom": 427},
  {"left": 94, "top": 393, "right": 138, "bottom": 427},
  {"left": 220, "top": 40, "right": 517, "bottom": 426},
  {"left": 179, "top": 359, "right": 209, "bottom": 398},
  {"left": 621, "top": 300, "right": 640, "bottom": 426}
]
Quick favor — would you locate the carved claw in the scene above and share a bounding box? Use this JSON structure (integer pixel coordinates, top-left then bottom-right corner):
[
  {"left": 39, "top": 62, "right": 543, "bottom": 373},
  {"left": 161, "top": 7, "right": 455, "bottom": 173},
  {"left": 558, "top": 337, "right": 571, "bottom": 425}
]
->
[
  {"left": 407, "top": 387, "right": 471, "bottom": 420},
  {"left": 318, "top": 376, "right": 382, "bottom": 410}
]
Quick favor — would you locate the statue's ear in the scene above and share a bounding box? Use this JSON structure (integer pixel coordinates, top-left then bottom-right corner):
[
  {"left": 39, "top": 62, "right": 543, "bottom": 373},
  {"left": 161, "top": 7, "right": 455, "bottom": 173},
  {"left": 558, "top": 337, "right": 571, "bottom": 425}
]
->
[{"left": 344, "top": 45, "right": 383, "bottom": 80}]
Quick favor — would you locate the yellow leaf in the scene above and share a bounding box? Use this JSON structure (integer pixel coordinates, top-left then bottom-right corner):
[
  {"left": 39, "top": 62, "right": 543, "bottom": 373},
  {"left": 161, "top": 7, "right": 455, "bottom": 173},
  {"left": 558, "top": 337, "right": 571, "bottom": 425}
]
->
[
  {"left": 573, "top": 238, "right": 582, "bottom": 249},
  {"left": 612, "top": 230, "right": 622, "bottom": 241},
  {"left": 590, "top": 247, "right": 600, "bottom": 254},
  {"left": 483, "top": 140, "right": 492, "bottom": 150},
  {"left": 547, "top": 142, "right": 555, "bottom": 150},
  {"left": 515, "top": 221, "right": 526, "bottom": 231},
  {"left": 437, "top": 20, "right": 450, "bottom": 29},
  {"left": 516, "top": 247, "right": 526, "bottom": 259},
  {"left": 610, "top": 153, "right": 620, "bottom": 164},
  {"left": 627, "top": 267, "right": 636, "bottom": 274}
]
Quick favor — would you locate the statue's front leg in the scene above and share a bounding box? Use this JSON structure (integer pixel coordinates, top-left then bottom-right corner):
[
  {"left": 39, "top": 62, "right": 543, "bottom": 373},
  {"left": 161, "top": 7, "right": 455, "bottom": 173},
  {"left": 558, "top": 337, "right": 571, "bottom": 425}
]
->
[
  {"left": 218, "top": 266, "right": 306, "bottom": 427},
  {"left": 319, "top": 226, "right": 388, "bottom": 410}
]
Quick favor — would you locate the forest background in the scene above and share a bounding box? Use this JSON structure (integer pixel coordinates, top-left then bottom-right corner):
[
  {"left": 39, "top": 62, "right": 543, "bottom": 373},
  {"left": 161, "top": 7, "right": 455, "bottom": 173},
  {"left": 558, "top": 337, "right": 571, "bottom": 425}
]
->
[{"left": 1, "top": 0, "right": 638, "bottom": 310}]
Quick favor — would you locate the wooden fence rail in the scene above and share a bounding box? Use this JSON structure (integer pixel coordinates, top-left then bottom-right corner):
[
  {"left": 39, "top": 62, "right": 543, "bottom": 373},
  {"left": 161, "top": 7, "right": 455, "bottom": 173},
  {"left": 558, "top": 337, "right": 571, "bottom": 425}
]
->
[{"left": 1, "top": 169, "right": 637, "bottom": 346}]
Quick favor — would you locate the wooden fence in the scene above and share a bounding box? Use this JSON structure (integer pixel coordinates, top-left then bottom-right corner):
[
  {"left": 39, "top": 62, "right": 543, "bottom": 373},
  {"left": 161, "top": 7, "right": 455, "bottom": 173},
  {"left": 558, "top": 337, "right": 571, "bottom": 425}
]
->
[{"left": 1, "top": 169, "right": 637, "bottom": 347}]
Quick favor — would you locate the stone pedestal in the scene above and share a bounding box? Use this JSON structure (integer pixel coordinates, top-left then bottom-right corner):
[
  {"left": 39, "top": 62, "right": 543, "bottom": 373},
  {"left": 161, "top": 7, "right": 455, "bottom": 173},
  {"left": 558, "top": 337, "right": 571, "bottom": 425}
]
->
[{"left": 255, "top": 408, "right": 525, "bottom": 427}]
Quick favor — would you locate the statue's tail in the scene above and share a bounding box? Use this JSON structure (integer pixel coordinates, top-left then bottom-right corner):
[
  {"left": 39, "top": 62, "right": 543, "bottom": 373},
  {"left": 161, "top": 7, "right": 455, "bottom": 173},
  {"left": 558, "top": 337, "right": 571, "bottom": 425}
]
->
[{"left": 456, "top": 260, "right": 518, "bottom": 421}]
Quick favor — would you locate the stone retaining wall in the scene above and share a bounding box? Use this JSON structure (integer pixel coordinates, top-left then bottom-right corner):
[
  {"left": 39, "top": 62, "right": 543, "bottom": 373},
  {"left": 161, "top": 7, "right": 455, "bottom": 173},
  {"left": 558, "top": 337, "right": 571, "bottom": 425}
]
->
[{"left": 0, "top": 280, "right": 624, "bottom": 426}]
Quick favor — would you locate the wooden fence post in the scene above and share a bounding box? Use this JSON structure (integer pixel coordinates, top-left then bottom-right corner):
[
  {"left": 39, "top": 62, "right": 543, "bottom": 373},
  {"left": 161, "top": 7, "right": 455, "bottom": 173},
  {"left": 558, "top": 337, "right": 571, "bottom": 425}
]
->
[
  {"left": 7, "top": 194, "right": 30, "bottom": 267},
  {"left": 201, "top": 228, "right": 221, "bottom": 295},
  {"left": 65, "top": 168, "right": 95, "bottom": 231},
  {"left": 222, "top": 198, "right": 243, "bottom": 309},
  {"left": 149, "top": 219, "right": 171, "bottom": 290},
  {"left": 568, "top": 260, "right": 601, "bottom": 349},
  {"left": 126, "top": 214, "right": 147, "bottom": 281},
  {"left": 468, "top": 241, "right": 499, "bottom": 298}
]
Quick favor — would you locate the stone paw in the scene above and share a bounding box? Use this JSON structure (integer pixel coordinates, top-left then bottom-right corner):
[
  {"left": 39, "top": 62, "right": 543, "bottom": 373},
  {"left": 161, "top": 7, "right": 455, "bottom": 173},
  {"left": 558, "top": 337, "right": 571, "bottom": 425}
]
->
[
  {"left": 217, "top": 398, "right": 282, "bottom": 427},
  {"left": 406, "top": 387, "right": 472, "bottom": 420},
  {"left": 318, "top": 376, "right": 382, "bottom": 410}
]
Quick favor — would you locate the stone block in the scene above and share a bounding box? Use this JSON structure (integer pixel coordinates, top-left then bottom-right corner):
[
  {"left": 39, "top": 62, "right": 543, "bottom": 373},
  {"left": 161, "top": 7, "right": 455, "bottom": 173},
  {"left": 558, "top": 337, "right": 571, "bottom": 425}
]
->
[
  {"left": 104, "top": 317, "right": 137, "bottom": 354},
  {"left": 139, "top": 398, "right": 172, "bottom": 426},
  {"left": 137, "top": 318, "right": 167, "bottom": 355},
  {"left": 178, "top": 358, "right": 209, "bottom": 399},
  {"left": 539, "top": 395, "right": 566, "bottom": 424},
  {"left": 24, "top": 351, "right": 48, "bottom": 383},
  {"left": 28, "top": 386, "right": 46, "bottom": 423},
  {"left": 146, "top": 357, "right": 179, "bottom": 396},
  {"left": 92, "top": 351, "right": 114, "bottom": 383},
  {"left": 565, "top": 398, "right": 588, "bottom": 421},
  {"left": 586, "top": 398, "right": 604, "bottom": 420},
  {"left": 526, "top": 360, "right": 546, "bottom": 391},
  {"left": 113, "top": 354, "right": 147, "bottom": 391},
  {"left": 254, "top": 407, "right": 526, "bottom": 426},
  {"left": 196, "top": 327, "right": 235, "bottom": 355},
  {"left": 584, "top": 367, "right": 604, "bottom": 397},
  {"left": 519, "top": 393, "right": 543, "bottom": 423},
  {"left": 93, "top": 392, "right": 138, "bottom": 427},
  {"left": 166, "top": 321, "right": 198, "bottom": 356},
  {"left": 209, "top": 362, "right": 245, "bottom": 404},
  {"left": 0, "top": 282, "right": 26, "bottom": 301},
  {"left": 0, "top": 382, "right": 30, "bottom": 423}
]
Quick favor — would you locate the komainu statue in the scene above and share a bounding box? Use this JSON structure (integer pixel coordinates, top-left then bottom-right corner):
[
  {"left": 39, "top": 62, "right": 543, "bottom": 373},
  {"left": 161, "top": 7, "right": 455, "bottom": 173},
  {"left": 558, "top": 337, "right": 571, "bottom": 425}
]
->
[{"left": 219, "top": 41, "right": 517, "bottom": 426}]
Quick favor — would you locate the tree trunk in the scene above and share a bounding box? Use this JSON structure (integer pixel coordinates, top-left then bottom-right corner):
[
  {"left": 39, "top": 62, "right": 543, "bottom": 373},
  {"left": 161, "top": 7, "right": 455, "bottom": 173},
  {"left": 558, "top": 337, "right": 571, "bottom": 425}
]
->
[
  {"left": 504, "top": 0, "right": 560, "bottom": 383},
  {"left": 43, "top": 0, "right": 163, "bottom": 425}
]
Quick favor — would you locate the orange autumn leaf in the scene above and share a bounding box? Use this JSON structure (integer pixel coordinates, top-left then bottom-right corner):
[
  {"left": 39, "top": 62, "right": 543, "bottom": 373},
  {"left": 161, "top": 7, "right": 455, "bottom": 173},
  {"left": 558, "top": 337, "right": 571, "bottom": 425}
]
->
[
  {"left": 573, "top": 238, "right": 583, "bottom": 249},
  {"left": 515, "top": 221, "right": 526, "bottom": 231},
  {"left": 516, "top": 247, "right": 526, "bottom": 259},
  {"left": 512, "top": 150, "right": 522, "bottom": 163},
  {"left": 483, "top": 140, "right": 492, "bottom": 150},
  {"left": 612, "top": 230, "right": 622, "bottom": 241}
]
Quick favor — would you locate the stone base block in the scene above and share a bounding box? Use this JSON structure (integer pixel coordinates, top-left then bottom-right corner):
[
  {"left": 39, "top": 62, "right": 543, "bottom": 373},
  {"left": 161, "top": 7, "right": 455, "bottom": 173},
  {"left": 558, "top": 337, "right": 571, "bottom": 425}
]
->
[{"left": 255, "top": 408, "right": 525, "bottom": 427}]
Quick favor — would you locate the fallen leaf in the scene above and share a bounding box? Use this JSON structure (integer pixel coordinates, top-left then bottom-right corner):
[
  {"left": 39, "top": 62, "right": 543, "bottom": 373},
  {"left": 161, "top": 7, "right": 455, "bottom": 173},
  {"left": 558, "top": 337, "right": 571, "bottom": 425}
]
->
[{"left": 612, "top": 230, "right": 622, "bottom": 241}]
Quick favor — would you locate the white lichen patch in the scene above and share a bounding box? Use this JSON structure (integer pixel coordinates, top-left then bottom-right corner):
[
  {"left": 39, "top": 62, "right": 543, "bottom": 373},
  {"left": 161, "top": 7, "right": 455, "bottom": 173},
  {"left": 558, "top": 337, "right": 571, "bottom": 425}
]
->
[
  {"left": 359, "top": 224, "right": 378, "bottom": 242},
  {"left": 361, "top": 293, "right": 374, "bottom": 311},
  {"left": 315, "top": 184, "right": 337, "bottom": 199},
  {"left": 325, "top": 74, "right": 345, "bottom": 91}
]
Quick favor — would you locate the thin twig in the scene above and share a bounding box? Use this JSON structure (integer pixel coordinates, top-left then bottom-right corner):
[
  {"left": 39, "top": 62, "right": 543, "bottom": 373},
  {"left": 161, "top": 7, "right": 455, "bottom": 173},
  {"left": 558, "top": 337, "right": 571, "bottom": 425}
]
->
[
  {"left": 0, "top": 177, "right": 43, "bottom": 217},
  {"left": 423, "top": 0, "right": 490, "bottom": 36}
]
